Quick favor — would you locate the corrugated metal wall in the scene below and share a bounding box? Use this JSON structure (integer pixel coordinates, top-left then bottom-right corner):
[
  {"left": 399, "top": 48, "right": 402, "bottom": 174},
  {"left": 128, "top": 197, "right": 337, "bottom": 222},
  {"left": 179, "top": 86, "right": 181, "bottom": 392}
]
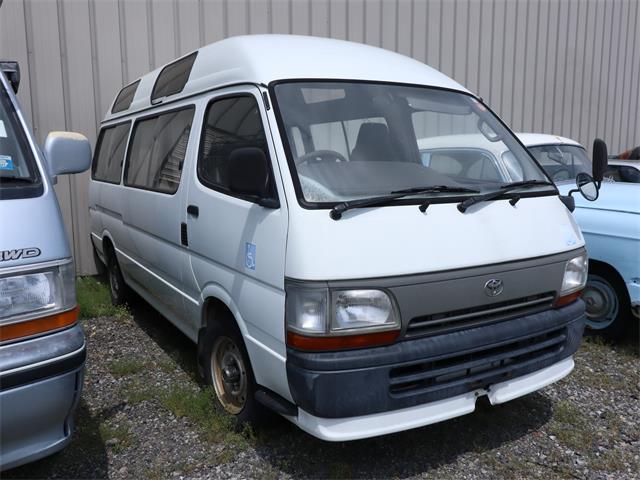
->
[{"left": 1, "top": 0, "right": 638, "bottom": 275}]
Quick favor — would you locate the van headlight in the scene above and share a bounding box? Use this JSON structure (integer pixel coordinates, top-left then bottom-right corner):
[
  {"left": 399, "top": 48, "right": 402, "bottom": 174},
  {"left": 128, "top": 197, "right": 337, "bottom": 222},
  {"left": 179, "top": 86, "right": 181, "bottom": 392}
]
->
[
  {"left": 0, "top": 261, "right": 76, "bottom": 322},
  {"left": 285, "top": 282, "right": 400, "bottom": 351},
  {"left": 560, "top": 254, "right": 588, "bottom": 295},
  {"left": 554, "top": 254, "right": 588, "bottom": 308},
  {"left": 332, "top": 290, "right": 398, "bottom": 331}
]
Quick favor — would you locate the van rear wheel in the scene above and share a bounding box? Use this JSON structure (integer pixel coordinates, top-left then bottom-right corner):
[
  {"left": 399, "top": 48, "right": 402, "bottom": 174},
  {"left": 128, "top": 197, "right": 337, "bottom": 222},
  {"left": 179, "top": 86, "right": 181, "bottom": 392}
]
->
[
  {"left": 202, "top": 318, "right": 263, "bottom": 426},
  {"left": 106, "top": 250, "right": 130, "bottom": 306}
]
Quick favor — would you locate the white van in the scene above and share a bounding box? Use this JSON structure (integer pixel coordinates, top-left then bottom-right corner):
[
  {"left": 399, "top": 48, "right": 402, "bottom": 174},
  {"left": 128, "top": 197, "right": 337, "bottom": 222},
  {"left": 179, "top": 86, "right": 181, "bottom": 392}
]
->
[
  {"left": 0, "top": 61, "right": 91, "bottom": 469},
  {"left": 89, "top": 35, "right": 605, "bottom": 441}
]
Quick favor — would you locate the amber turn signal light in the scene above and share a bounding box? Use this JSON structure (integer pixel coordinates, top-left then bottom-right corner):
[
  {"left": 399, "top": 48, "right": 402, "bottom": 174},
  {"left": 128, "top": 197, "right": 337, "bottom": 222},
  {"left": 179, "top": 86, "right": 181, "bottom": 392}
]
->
[
  {"left": 287, "top": 329, "right": 399, "bottom": 351},
  {"left": 553, "top": 290, "right": 583, "bottom": 308},
  {"left": 0, "top": 306, "right": 79, "bottom": 342}
]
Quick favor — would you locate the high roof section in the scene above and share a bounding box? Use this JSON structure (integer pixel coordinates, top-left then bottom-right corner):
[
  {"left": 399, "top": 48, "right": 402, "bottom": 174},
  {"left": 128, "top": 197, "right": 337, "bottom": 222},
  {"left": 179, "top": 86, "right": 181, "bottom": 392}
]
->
[{"left": 103, "top": 34, "right": 469, "bottom": 123}]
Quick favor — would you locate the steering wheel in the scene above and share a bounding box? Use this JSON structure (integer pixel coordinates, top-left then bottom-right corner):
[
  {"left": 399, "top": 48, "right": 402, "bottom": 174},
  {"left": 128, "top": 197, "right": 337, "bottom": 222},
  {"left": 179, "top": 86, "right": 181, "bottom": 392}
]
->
[
  {"left": 296, "top": 150, "right": 348, "bottom": 166},
  {"left": 551, "top": 166, "right": 572, "bottom": 182}
]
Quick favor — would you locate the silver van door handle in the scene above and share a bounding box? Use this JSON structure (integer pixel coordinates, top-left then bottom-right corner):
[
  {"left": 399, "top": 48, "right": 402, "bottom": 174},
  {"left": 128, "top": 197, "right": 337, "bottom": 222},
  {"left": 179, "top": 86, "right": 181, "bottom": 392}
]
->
[{"left": 187, "top": 205, "right": 199, "bottom": 218}]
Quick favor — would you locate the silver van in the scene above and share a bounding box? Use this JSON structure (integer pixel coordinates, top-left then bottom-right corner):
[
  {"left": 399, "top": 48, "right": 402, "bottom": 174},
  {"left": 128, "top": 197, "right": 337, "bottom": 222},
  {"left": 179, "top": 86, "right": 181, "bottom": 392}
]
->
[
  {"left": 90, "top": 36, "right": 602, "bottom": 441},
  {"left": 0, "top": 62, "right": 91, "bottom": 469}
]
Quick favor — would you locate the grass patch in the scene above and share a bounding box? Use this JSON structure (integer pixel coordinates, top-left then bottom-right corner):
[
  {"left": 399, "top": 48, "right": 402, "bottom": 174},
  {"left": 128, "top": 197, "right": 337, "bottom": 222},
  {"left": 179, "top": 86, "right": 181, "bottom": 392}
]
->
[
  {"left": 590, "top": 446, "right": 634, "bottom": 472},
  {"left": 160, "top": 385, "right": 253, "bottom": 452},
  {"left": 108, "top": 357, "right": 147, "bottom": 377},
  {"left": 76, "top": 276, "right": 130, "bottom": 320},
  {"left": 549, "top": 400, "right": 593, "bottom": 453},
  {"left": 122, "top": 381, "right": 163, "bottom": 405},
  {"left": 99, "top": 423, "right": 130, "bottom": 454}
]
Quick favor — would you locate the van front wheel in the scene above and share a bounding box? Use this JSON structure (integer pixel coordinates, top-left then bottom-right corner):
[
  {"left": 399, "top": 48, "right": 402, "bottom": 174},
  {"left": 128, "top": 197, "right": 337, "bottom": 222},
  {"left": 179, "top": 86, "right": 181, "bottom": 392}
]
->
[
  {"left": 106, "top": 251, "right": 130, "bottom": 306},
  {"left": 202, "top": 320, "right": 263, "bottom": 426}
]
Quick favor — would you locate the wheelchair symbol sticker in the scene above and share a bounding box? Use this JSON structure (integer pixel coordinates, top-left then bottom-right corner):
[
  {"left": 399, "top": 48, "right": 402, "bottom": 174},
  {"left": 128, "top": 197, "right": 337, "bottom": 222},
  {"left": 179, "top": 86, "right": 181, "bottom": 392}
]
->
[{"left": 245, "top": 242, "right": 256, "bottom": 270}]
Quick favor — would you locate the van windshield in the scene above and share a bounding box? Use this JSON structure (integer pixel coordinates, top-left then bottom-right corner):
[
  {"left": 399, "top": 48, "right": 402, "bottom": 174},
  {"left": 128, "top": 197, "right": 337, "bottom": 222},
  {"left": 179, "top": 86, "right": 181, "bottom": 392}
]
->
[
  {"left": 273, "top": 81, "right": 550, "bottom": 206},
  {"left": 0, "top": 82, "right": 40, "bottom": 197}
]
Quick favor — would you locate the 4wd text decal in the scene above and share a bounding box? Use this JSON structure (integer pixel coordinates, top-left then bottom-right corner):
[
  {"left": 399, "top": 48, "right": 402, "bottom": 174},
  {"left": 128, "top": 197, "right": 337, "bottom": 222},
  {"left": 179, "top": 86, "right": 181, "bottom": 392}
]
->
[{"left": 0, "top": 247, "right": 41, "bottom": 262}]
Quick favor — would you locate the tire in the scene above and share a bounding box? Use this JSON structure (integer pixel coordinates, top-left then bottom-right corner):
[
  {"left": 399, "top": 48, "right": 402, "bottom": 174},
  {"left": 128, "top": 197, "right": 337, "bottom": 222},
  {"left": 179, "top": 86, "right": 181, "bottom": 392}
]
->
[
  {"left": 106, "top": 247, "right": 130, "bottom": 306},
  {"left": 582, "top": 269, "right": 630, "bottom": 340},
  {"left": 201, "top": 316, "right": 264, "bottom": 427}
]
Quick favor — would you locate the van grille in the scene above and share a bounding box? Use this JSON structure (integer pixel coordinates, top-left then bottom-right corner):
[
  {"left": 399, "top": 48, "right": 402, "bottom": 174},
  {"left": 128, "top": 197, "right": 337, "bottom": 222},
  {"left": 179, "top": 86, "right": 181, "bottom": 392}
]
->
[
  {"left": 389, "top": 326, "right": 566, "bottom": 396},
  {"left": 405, "top": 292, "right": 555, "bottom": 338}
]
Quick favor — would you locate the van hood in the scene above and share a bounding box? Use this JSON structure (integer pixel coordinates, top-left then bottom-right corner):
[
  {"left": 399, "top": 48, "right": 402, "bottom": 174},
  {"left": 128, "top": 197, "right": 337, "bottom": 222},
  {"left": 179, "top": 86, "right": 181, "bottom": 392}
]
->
[
  {"left": 556, "top": 181, "right": 640, "bottom": 214},
  {"left": 285, "top": 195, "right": 583, "bottom": 280},
  {"left": 0, "top": 188, "right": 71, "bottom": 269}
]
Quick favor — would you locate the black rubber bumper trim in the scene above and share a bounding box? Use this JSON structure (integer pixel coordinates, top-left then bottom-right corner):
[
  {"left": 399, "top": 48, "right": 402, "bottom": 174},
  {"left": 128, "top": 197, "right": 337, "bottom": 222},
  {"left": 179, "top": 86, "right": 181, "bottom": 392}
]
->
[
  {"left": 0, "top": 347, "right": 86, "bottom": 391},
  {"left": 286, "top": 300, "right": 585, "bottom": 418}
]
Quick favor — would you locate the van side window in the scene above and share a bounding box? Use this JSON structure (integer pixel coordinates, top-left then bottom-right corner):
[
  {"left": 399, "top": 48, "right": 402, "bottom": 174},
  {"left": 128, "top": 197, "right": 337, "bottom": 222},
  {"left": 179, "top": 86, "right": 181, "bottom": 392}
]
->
[
  {"left": 151, "top": 52, "right": 197, "bottom": 102},
  {"left": 197, "top": 95, "right": 271, "bottom": 197},
  {"left": 124, "top": 106, "right": 194, "bottom": 194},
  {"left": 92, "top": 122, "right": 131, "bottom": 184},
  {"left": 112, "top": 80, "right": 140, "bottom": 114}
]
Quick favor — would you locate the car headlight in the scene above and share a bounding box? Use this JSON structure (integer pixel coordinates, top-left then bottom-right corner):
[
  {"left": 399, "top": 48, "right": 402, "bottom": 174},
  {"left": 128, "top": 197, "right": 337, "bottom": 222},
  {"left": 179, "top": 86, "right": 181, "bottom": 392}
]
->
[
  {"left": 0, "top": 260, "right": 76, "bottom": 322},
  {"left": 285, "top": 282, "right": 400, "bottom": 351},
  {"left": 332, "top": 290, "right": 399, "bottom": 331},
  {"left": 560, "top": 254, "right": 588, "bottom": 295},
  {"left": 554, "top": 254, "right": 588, "bottom": 308}
]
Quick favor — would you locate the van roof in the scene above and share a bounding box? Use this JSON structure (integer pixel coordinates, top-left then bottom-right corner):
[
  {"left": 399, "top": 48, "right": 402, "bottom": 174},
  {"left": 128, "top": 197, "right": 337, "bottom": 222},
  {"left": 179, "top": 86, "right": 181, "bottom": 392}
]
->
[{"left": 103, "top": 34, "right": 469, "bottom": 123}]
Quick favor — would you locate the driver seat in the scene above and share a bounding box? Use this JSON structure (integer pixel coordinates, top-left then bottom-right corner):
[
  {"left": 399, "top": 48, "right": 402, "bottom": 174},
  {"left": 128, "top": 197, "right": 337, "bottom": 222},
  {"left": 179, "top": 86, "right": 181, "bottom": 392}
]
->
[{"left": 351, "top": 123, "right": 395, "bottom": 162}]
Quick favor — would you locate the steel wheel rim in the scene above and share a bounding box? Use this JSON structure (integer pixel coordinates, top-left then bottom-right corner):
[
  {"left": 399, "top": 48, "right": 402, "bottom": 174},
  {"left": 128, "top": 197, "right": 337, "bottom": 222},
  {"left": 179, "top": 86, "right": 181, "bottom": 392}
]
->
[
  {"left": 211, "top": 336, "right": 247, "bottom": 414},
  {"left": 583, "top": 276, "right": 619, "bottom": 330}
]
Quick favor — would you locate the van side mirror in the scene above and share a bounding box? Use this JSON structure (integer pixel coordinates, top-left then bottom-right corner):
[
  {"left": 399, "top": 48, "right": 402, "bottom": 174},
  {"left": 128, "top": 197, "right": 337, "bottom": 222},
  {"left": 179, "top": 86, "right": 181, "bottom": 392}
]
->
[
  {"left": 228, "top": 147, "right": 279, "bottom": 208},
  {"left": 0, "top": 61, "right": 20, "bottom": 93},
  {"left": 592, "top": 138, "right": 608, "bottom": 183},
  {"left": 575, "top": 172, "right": 598, "bottom": 201},
  {"left": 43, "top": 132, "right": 92, "bottom": 182}
]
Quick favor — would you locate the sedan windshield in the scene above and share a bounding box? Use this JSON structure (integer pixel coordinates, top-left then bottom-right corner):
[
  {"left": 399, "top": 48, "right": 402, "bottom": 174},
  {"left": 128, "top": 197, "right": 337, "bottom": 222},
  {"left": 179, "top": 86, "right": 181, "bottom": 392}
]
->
[
  {"left": 527, "top": 144, "right": 591, "bottom": 183},
  {"left": 273, "top": 81, "right": 549, "bottom": 206}
]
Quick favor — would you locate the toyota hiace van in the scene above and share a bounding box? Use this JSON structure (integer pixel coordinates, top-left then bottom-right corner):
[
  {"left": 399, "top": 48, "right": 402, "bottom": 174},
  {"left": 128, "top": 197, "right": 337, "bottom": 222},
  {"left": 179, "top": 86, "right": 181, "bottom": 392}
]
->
[
  {"left": 0, "top": 61, "right": 91, "bottom": 469},
  {"left": 89, "top": 35, "right": 605, "bottom": 441}
]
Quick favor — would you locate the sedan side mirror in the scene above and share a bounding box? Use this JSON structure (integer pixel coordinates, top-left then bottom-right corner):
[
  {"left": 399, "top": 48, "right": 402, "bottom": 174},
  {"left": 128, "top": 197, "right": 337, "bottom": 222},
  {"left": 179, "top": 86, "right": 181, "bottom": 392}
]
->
[
  {"left": 228, "top": 147, "right": 279, "bottom": 208},
  {"left": 43, "top": 131, "right": 92, "bottom": 183},
  {"left": 592, "top": 138, "right": 608, "bottom": 183}
]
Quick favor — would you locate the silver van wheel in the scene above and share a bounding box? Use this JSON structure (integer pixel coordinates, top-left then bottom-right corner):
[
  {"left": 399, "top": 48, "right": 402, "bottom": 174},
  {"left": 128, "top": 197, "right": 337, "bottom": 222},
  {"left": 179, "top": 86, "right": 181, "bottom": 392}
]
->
[
  {"left": 109, "top": 262, "right": 121, "bottom": 298},
  {"left": 211, "top": 336, "right": 247, "bottom": 414}
]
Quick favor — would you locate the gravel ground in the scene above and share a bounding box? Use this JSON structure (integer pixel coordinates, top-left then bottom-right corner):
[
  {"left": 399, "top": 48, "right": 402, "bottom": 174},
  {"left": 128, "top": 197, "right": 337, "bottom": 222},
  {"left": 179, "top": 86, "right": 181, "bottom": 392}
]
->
[{"left": 5, "top": 285, "right": 640, "bottom": 480}]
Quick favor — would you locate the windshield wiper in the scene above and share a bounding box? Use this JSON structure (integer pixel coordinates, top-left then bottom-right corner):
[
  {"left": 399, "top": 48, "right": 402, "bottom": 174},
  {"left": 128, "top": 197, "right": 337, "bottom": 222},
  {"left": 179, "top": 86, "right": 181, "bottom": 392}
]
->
[
  {"left": 457, "top": 180, "right": 555, "bottom": 213},
  {"left": 390, "top": 185, "right": 479, "bottom": 195},
  {"left": 330, "top": 186, "right": 479, "bottom": 220},
  {"left": 498, "top": 180, "right": 555, "bottom": 190}
]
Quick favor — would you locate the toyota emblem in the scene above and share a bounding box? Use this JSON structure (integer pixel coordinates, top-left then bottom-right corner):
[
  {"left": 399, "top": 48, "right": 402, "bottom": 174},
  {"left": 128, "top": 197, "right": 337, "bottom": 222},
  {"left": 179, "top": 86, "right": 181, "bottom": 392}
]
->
[{"left": 484, "top": 279, "right": 504, "bottom": 297}]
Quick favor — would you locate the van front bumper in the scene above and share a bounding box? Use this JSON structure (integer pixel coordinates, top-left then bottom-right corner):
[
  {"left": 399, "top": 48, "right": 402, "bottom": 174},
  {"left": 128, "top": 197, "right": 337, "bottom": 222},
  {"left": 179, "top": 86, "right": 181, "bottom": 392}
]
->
[
  {"left": 0, "top": 324, "right": 85, "bottom": 471},
  {"left": 286, "top": 300, "right": 585, "bottom": 438}
]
